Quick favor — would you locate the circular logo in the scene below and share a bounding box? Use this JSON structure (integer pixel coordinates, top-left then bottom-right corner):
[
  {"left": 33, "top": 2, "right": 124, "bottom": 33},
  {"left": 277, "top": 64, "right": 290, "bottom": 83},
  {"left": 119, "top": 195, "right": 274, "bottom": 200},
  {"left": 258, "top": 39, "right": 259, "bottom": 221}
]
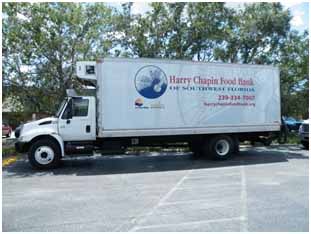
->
[{"left": 135, "top": 65, "right": 168, "bottom": 99}]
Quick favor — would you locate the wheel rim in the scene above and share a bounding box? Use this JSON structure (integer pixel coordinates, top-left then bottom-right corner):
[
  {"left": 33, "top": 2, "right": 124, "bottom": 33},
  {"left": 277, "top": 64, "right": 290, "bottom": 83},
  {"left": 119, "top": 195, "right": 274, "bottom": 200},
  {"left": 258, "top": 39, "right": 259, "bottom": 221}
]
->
[
  {"left": 34, "top": 146, "right": 55, "bottom": 165},
  {"left": 215, "top": 139, "right": 230, "bottom": 156}
]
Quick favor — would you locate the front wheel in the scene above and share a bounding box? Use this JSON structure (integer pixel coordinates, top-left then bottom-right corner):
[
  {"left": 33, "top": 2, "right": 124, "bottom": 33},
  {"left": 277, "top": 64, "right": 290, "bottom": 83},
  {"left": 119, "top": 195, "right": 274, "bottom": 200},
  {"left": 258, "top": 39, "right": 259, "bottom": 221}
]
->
[
  {"left": 28, "top": 139, "right": 61, "bottom": 169},
  {"left": 203, "top": 135, "right": 234, "bottom": 160}
]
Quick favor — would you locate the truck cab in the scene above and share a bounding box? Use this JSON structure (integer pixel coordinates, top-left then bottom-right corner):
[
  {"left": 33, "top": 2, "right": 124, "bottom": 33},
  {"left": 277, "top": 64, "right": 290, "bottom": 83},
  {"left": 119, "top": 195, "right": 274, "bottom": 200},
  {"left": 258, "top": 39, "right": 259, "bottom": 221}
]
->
[
  {"left": 15, "top": 95, "right": 96, "bottom": 169},
  {"left": 57, "top": 96, "right": 96, "bottom": 141}
]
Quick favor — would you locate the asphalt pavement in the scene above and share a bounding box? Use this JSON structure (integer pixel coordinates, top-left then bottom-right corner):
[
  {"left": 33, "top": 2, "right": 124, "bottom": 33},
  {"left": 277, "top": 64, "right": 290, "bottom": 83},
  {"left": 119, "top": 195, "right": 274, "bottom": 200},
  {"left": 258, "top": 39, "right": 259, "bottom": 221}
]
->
[{"left": 2, "top": 145, "right": 309, "bottom": 231}]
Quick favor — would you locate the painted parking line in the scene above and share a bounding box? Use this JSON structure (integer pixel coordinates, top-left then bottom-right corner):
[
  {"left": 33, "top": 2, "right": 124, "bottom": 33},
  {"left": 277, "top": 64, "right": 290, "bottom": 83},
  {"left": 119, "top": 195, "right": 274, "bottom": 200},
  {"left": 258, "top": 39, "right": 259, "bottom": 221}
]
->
[
  {"left": 175, "top": 182, "right": 241, "bottom": 191},
  {"left": 132, "top": 216, "right": 245, "bottom": 231},
  {"left": 130, "top": 170, "right": 193, "bottom": 231},
  {"left": 159, "top": 195, "right": 241, "bottom": 207},
  {"left": 2, "top": 155, "right": 19, "bottom": 167},
  {"left": 240, "top": 165, "right": 248, "bottom": 232}
]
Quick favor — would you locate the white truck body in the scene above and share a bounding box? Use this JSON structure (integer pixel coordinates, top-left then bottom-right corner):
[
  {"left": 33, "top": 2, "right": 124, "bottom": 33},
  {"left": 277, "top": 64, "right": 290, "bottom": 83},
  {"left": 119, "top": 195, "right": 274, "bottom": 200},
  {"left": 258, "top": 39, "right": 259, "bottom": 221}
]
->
[
  {"left": 95, "top": 58, "right": 280, "bottom": 138},
  {"left": 16, "top": 58, "right": 282, "bottom": 169}
]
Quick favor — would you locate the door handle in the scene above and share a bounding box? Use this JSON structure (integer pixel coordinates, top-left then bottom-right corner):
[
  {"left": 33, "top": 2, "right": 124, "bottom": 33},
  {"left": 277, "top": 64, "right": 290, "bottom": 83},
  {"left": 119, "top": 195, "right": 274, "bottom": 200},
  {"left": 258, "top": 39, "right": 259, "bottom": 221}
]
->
[
  {"left": 66, "top": 119, "right": 71, "bottom": 124},
  {"left": 86, "top": 125, "right": 91, "bottom": 133}
]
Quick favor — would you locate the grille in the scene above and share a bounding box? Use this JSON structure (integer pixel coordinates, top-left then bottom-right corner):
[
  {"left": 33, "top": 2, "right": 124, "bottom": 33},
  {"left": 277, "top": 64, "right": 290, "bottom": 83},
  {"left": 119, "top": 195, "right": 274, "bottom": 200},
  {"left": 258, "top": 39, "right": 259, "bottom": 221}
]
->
[{"left": 302, "top": 124, "right": 309, "bottom": 133}]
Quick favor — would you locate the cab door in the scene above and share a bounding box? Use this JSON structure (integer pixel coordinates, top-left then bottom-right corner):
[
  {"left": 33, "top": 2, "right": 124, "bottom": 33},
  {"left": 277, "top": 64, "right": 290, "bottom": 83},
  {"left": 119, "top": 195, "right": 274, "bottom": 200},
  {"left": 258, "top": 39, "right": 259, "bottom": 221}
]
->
[{"left": 58, "top": 97, "right": 96, "bottom": 141}]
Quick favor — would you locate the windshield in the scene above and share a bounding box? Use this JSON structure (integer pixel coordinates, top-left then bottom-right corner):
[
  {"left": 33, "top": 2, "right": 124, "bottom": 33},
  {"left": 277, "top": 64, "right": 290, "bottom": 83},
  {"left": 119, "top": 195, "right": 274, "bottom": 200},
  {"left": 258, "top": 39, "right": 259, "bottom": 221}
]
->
[{"left": 55, "top": 99, "right": 67, "bottom": 118}]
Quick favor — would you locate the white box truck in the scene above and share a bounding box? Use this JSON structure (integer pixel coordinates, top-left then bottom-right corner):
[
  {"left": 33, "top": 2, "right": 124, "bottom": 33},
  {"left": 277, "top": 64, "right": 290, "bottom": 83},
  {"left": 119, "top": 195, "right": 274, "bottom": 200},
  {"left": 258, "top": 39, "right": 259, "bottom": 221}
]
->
[{"left": 15, "top": 58, "right": 281, "bottom": 169}]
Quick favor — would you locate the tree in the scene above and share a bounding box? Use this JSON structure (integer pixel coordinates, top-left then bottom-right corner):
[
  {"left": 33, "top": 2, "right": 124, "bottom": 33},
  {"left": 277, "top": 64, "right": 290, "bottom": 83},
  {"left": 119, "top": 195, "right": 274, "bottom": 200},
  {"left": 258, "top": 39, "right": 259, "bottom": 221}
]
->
[
  {"left": 214, "top": 2, "right": 291, "bottom": 64},
  {"left": 113, "top": 2, "right": 171, "bottom": 58},
  {"left": 114, "top": 2, "right": 231, "bottom": 60},
  {"left": 2, "top": 3, "right": 114, "bottom": 113},
  {"left": 278, "top": 31, "right": 309, "bottom": 118}
]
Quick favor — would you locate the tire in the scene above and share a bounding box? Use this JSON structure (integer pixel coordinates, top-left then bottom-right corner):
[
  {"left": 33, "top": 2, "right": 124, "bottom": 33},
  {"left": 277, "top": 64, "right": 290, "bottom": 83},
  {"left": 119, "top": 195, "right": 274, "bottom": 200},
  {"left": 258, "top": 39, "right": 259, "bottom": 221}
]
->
[
  {"left": 203, "top": 135, "right": 234, "bottom": 160},
  {"left": 28, "top": 139, "right": 61, "bottom": 169},
  {"left": 6, "top": 132, "right": 10, "bottom": 138},
  {"left": 302, "top": 141, "right": 309, "bottom": 150}
]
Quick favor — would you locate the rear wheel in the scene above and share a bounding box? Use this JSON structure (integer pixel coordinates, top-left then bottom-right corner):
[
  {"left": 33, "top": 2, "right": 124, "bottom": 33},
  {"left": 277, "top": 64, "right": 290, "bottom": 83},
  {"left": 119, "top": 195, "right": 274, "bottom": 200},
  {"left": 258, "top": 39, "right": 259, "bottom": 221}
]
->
[
  {"left": 28, "top": 139, "right": 61, "bottom": 169},
  {"left": 203, "top": 135, "right": 234, "bottom": 160}
]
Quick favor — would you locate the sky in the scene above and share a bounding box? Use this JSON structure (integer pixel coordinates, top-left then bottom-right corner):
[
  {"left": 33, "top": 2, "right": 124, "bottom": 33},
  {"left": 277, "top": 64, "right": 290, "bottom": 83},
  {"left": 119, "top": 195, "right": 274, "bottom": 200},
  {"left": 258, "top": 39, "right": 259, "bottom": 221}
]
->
[
  {"left": 109, "top": 2, "right": 309, "bottom": 34},
  {"left": 282, "top": 2, "right": 309, "bottom": 32}
]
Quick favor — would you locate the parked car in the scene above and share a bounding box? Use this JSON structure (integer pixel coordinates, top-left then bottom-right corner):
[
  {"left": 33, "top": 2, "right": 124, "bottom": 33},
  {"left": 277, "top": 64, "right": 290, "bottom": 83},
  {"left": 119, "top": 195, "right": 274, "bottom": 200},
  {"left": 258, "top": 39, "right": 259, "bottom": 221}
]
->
[
  {"left": 2, "top": 123, "right": 12, "bottom": 137},
  {"left": 298, "top": 119, "right": 309, "bottom": 149},
  {"left": 283, "top": 116, "right": 303, "bottom": 131}
]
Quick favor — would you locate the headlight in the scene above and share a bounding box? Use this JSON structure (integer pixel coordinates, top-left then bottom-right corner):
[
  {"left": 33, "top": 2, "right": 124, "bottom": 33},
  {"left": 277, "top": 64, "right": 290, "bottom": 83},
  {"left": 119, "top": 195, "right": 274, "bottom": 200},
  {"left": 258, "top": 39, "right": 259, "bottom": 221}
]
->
[{"left": 299, "top": 124, "right": 303, "bottom": 133}]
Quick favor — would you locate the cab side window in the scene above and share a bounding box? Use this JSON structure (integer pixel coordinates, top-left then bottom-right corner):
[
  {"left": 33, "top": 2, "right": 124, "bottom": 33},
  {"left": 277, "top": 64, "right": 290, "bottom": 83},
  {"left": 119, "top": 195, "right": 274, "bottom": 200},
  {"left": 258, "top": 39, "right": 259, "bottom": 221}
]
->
[{"left": 73, "top": 99, "right": 89, "bottom": 117}]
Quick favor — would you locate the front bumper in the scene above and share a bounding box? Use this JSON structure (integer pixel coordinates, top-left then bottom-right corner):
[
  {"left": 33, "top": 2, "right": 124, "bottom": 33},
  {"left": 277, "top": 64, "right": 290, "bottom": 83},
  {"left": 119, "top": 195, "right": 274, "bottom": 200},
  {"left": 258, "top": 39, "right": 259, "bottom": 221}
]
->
[{"left": 15, "top": 141, "right": 28, "bottom": 153}]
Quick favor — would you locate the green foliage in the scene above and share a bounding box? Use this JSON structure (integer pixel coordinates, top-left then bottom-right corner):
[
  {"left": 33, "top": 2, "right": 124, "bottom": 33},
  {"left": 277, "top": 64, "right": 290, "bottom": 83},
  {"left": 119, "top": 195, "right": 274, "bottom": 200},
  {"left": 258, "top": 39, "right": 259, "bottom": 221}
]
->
[
  {"left": 214, "top": 3, "right": 291, "bottom": 63},
  {"left": 114, "top": 2, "right": 231, "bottom": 60},
  {"left": 278, "top": 31, "right": 309, "bottom": 118},
  {"left": 3, "top": 2, "right": 113, "bottom": 113},
  {"left": 2, "top": 146, "right": 16, "bottom": 156},
  {"left": 286, "top": 132, "right": 301, "bottom": 144}
]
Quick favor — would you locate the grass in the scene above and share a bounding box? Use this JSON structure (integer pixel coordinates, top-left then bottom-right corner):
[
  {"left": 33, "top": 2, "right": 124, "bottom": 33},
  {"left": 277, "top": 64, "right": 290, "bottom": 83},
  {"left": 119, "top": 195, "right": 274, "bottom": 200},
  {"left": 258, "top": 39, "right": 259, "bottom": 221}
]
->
[
  {"left": 2, "top": 146, "right": 17, "bottom": 157},
  {"left": 286, "top": 131, "right": 301, "bottom": 144}
]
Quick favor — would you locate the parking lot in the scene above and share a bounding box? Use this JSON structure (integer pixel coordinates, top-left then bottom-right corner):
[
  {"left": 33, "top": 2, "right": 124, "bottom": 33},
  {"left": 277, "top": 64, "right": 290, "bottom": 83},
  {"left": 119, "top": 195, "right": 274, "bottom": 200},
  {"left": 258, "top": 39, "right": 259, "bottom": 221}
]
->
[{"left": 2, "top": 145, "right": 309, "bottom": 232}]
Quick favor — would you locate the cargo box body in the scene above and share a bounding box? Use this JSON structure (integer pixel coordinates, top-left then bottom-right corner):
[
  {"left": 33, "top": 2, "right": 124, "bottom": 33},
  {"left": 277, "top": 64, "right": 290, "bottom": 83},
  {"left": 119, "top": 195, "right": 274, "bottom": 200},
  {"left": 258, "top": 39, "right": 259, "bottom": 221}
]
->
[
  {"left": 96, "top": 58, "right": 280, "bottom": 138},
  {"left": 16, "top": 57, "right": 283, "bottom": 169}
]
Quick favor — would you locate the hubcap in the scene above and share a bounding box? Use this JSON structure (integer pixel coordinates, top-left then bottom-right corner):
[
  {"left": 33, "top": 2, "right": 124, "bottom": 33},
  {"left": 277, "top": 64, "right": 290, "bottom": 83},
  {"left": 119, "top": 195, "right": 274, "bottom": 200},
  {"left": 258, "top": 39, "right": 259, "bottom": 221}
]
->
[
  {"left": 34, "top": 146, "right": 55, "bottom": 165},
  {"left": 215, "top": 139, "right": 230, "bottom": 156}
]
